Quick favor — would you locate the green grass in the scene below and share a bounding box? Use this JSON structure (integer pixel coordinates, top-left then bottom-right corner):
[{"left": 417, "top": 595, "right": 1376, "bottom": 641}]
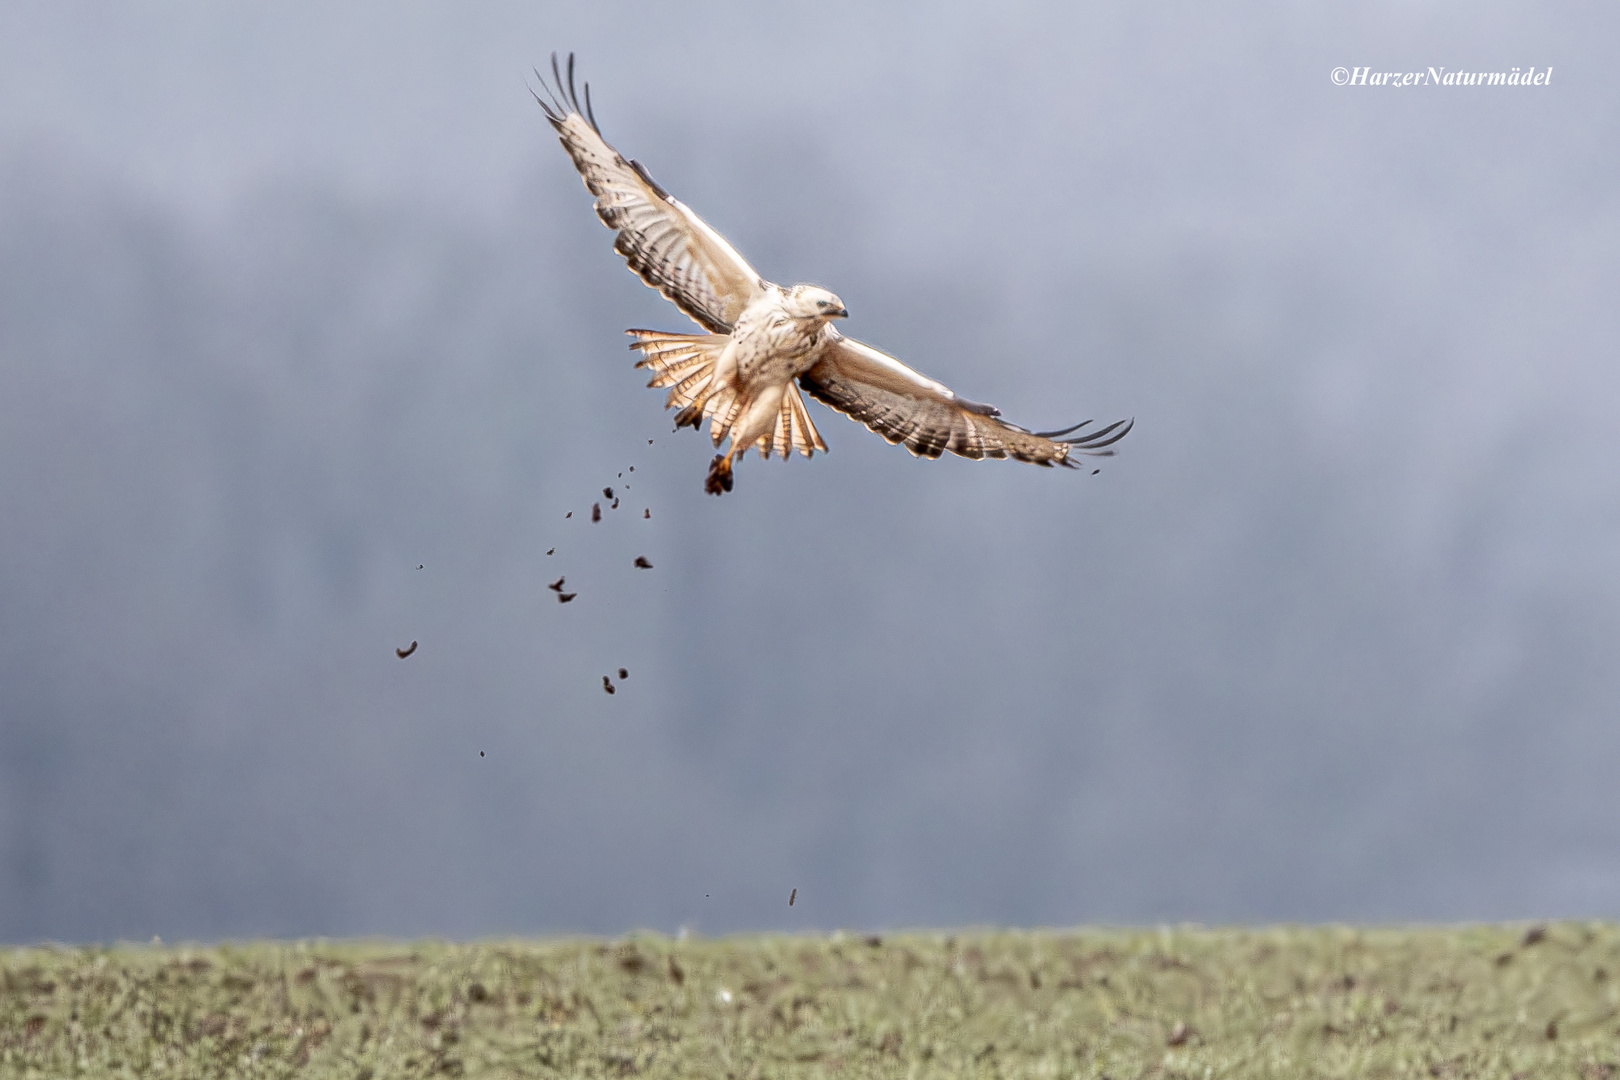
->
[{"left": 4, "top": 924, "right": 1618, "bottom": 1078}]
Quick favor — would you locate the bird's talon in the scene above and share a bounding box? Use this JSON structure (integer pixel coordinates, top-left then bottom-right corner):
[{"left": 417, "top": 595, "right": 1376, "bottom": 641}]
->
[{"left": 705, "top": 454, "right": 734, "bottom": 495}]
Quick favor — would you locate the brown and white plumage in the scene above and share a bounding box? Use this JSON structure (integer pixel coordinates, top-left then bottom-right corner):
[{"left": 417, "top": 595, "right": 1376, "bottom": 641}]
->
[{"left": 534, "top": 54, "right": 1131, "bottom": 494}]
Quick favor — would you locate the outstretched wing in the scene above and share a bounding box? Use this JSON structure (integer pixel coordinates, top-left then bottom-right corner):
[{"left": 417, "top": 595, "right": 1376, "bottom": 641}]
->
[
  {"left": 799, "top": 334, "right": 1133, "bottom": 467},
  {"left": 534, "top": 54, "right": 762, "bottom": 334}
]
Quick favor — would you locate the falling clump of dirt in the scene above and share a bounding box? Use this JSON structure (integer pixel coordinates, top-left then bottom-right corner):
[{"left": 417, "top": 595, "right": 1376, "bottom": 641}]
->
[
  {"left": 634, "top": 556, "right": 653, "bottom": 569},
  {"left": 396, "top": 641, "right": 418, "bottom": 659},
  {"left": 548, "top": 577, "right": 565, "bottom": 592},
  {"left": 558, "top": 592, "right": 576, "bottom": 603},
  {"left": 591, "top": 503, "right": 601, "bottom": 523},
  {"left": 618, "top": 668, "right": 628, "bottom": 680},
  {"left": 602, "top": 675, "right": 616, "bottom": 695}
]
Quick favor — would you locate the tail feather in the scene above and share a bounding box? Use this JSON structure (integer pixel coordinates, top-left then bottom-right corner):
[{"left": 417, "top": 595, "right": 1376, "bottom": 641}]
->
[
  {"left": 706, "top": 394, "right": 744, "bottom": 446},
  {"left": 769, "top": 384, "right": 826, "bottom": 459}
]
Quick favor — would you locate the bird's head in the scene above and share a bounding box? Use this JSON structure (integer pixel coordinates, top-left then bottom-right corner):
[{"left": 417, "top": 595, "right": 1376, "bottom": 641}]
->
[{"left": 788, "top": 285, "right": 849, "bottom": 321}]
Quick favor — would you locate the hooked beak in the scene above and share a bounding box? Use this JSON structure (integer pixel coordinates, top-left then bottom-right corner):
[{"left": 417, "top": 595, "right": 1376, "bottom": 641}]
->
[{"left": 830, "top": 306, "right": 849, "bottom": 319}]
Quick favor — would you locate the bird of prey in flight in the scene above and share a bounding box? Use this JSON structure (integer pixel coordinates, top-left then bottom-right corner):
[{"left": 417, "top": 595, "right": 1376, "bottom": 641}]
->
[{"left": 534, "top": 55, "right": 1131, "bottom": 495}]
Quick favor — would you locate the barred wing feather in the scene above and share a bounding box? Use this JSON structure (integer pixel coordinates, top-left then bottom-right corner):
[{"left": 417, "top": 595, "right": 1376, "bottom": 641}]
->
[
  {"left": 800, "top": 335, "right": 1133, "bottom": 467},
  {"left": 533, "top": 55, "right": 761, "bottom": 334}
]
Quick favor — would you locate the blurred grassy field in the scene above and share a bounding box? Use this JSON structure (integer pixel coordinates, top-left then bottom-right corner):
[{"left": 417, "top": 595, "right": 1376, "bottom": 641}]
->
[{"left": 4, "top": 923, "right": 1618, "bottom": 1078}]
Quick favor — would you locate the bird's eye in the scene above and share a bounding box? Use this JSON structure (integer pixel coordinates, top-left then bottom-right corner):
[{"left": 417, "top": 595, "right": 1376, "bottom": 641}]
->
[{"left": 816, "top": 300, "right": 830, "bottom": 308}]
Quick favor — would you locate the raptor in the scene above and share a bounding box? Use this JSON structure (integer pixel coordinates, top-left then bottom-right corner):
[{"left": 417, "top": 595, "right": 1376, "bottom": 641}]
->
[{"left": 535, "top": 55, "right": 1131, "bottom": 495}]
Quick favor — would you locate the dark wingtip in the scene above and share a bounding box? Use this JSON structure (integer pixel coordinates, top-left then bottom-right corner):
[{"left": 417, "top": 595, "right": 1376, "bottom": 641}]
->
[
  {"left": 532, "top": 55, "right": 573, "bottom": 121},
  {"left": 1062, "top": 416, "right": 1134, "bottom": 452},
  {"left": 566, "top": 52, "right": 579, "bottom": 113},
  {"left": 530, "top": 67, "right": 557, "bottom": 119},
  {"left": 1034, "top": 420, "right": 1094, "bottom": 439}
]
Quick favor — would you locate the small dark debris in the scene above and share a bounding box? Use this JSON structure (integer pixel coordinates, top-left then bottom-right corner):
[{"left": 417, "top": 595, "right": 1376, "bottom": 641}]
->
[
  {"left": 864, "top": 935, "right": 882, "bottom": 948},
  {"left": 1545, "top": 1018, "right": 1559, "bottom": 1040},
  {"left": 591, "top": 503, "right": 601, "bottom": 522},
  {"left": 611, "top": 498, "right": 619, "bottom": 510},
  {"left": 565, "top": 511, "right": 572, "bottom": 519},
  {"left": 634, "top": 556, "right": 653, "bottom": 569},
  {"left": 1092, "top": 469, "right": 1101, "bottom": 475},
  {"left": 558, "top": 592, "right": 576, "bottom": 603},
  {"left": 1522, "top": 924, "right": 1548, "bottom": 947},
  {"left": 789, "top": 888, "right": 796, "bottom": 907},
  {"left": 603, "top": 676, "right": 615, "bottom": 695},
  {"left": 469, "top": 982, "right": 488, "bottom": 1003},
  {"left": 1166, "top": 1021, "right": 1194, "bottom": 1047},
  {"left": 548, "top": 576, "right": 565, "bottom": 592},
  {"left": 644, "top": 508, "right": 650, "bottom": 519},
  {"left": 617, "top": 473, "right": 622, "bottom": 478},
  {"left": 417, "top": 564, "right": 423, "bottom": 570},
  {"left": 479, "top": 751, "right": 484, "bottom": 757},
  {"left": 629, "top": 466, "right": 634, "bottom": 472},
  {"left": 648, "top": 439, "right": 653, "bottom": 445},
  {"left": 618, "top": 668, "right": 628, "bottom": 680},
  {"left": 603, "top": 487, "right": 614, "bottom": 500},
  {"left": 396, "top": 641, "right": 418, "bottom": 659},
  {"left": 546, "top": 548, "right": 555, "bottom": 556},
  {"left": 667, "top": 955, "right": 685, "bottom": 985}
]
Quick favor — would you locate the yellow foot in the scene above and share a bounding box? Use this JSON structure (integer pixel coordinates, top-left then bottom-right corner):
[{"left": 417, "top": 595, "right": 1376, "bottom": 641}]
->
[{"left": 705, "top": 454, "right": 734, "bottom": 495}]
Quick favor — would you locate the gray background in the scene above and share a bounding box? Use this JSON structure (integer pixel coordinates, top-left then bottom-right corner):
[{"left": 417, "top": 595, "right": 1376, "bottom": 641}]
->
[{"left": 3, "top": 2, "right": 1617, "bottom": 943}]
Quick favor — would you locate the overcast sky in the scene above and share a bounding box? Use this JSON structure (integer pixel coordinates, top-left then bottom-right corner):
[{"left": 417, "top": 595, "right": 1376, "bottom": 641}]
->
[{"left": 3, "top": 1, "right": 1618, "bottom": 943}]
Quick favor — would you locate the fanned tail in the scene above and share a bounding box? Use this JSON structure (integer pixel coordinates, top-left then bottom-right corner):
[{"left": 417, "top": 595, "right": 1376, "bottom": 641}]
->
[{"left": 627, "top": 329, "right": 738, "bottom": 437}]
